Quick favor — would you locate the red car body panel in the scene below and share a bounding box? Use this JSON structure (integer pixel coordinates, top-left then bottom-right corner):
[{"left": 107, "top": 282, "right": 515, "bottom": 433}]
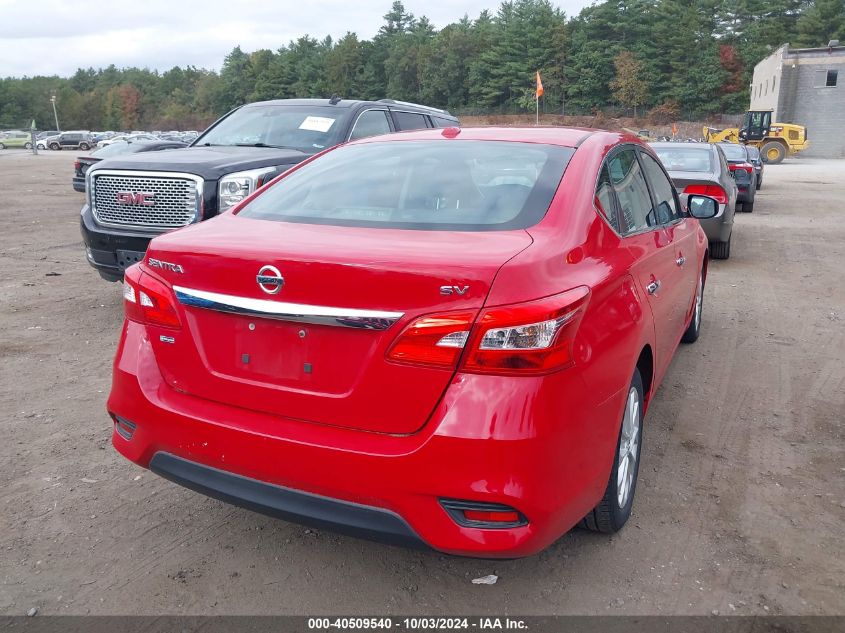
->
[{"left": 107, "top": 127, "right": 709, "bottom": 557}]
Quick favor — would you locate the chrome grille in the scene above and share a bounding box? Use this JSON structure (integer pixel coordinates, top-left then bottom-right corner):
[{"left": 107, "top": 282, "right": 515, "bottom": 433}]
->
[{"left": 92, "top": 171, "right": 202, "bottom": 230}]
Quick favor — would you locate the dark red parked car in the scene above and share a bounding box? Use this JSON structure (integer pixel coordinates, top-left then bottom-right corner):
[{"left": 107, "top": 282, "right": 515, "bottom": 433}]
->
[{"left": 108, "top": 127, "right": 717, "bottom": 557}]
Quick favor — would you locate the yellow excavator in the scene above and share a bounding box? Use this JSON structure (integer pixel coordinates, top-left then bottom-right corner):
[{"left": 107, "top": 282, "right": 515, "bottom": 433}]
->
[{"left": 703, "top": 110, "right": 808, "bottom": 164}]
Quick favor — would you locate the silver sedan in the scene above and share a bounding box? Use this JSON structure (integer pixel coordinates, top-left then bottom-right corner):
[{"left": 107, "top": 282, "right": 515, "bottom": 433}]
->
[{"left": 650, "top": 142, "right": 738, "bottom": 260}]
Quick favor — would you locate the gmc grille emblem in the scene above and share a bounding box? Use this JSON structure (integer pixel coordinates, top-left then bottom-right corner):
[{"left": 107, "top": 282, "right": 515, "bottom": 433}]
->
[{"left": 117, "top": 191, "right": 155, "bottom": 206}]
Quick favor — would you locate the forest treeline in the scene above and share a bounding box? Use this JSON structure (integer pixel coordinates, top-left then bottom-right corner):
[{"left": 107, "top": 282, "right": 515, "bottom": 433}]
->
[{"left": 1, "top": 0, "right": 843, "bottom": 130}]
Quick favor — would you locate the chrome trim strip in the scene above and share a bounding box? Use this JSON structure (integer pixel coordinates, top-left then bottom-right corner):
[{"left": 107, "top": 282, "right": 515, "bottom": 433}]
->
[{"left": 173, "top": 286, "right": 404, "bottom": 331}]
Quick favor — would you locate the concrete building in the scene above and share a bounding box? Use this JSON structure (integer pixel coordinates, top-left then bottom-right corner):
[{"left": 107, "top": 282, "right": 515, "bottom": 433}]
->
[{"left": 750, "top": 42, "right": 845, "bottom": 158}]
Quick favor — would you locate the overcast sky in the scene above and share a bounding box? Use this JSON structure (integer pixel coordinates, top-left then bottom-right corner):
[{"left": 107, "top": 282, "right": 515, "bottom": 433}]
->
[{"left": 0, "top": 0, "right": 592, "bottom": 78}]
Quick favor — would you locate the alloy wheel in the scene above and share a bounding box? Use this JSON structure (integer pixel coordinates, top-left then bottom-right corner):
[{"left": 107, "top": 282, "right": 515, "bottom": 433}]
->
[{"left": 617, "top": 386, "right": 641, "bottom": 508}]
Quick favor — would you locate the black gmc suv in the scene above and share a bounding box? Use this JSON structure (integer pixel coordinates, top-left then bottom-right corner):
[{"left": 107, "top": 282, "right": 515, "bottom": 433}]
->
[{"left": 81, "top": 98, "right": 459, "bottom": 281}]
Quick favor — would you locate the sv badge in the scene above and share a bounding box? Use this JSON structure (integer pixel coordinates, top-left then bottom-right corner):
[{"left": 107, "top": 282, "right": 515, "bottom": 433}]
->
[{"left": 440, "top": 285, "right": 469, "bottom": 296}]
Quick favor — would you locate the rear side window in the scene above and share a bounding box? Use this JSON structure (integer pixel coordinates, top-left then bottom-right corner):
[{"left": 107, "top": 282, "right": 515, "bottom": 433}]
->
[
  {"left": 432, "top": 116, "right": 457, "bottom": 128},
  {"left": 392, "top": 111, "right": 430, "bottom": 131},
  {"left": 349, "top": 110, "right": 391, "bottom": 141},
  {"left": 639, "top": 152, "right": 680, "bottom": 224},
  {"left": 607, "top": 149, "right": 656, "bottom": 234},
  {"left": 594, "top": 164, "right": 620, "bottom": 233},
  {"left": 238, "top": 140, "right": 574, "bottom": 231}
]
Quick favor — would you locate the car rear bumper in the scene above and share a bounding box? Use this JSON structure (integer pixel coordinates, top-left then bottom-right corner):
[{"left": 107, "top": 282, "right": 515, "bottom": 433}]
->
[
  {"left": 108, "top": 320, "right": 622, "bottom": 558},
  {"left": 149, "top": 451, "right": 428, "bottom": 549},
  {"left": 73, "top": 177, "right": 86, "bottom": 193},
  {"left": 80, "top": 204, "right": 155, "bottom": 278}
]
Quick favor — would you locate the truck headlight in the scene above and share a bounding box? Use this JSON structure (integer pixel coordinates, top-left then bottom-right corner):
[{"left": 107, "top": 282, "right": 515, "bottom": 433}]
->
[{"left": 218, "top": 167, "right": 277, "bottom": 212}]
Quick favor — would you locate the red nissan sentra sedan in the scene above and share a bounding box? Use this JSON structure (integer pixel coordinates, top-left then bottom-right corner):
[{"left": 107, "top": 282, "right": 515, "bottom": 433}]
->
[{"left": 108, "top": 127, "right": 718, "bottom": 557}]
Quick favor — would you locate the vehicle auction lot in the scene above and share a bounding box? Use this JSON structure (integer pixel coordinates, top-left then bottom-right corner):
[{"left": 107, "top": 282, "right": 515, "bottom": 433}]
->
[{"left": 1, "top": 150, "right": 843, "bottom": 615}]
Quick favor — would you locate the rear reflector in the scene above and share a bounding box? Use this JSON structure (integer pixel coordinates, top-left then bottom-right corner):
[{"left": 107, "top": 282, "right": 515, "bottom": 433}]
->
[
  {"left": 683, "top": 184, "right": 727, "bottom": 205},
  {"left": 111, "top": 414, "right": 137, "bottom": 440},
  {"left": 440, "top": 499, "right": 528, "bottom": 528},
  {"left": 463, "top": 509, "right": 520, "bottom": 523}
]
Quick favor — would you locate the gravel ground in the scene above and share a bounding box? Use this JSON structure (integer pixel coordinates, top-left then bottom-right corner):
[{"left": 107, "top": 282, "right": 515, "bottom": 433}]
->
[{"left": 0, "top": 150, "right": 843, "bottom": 616}]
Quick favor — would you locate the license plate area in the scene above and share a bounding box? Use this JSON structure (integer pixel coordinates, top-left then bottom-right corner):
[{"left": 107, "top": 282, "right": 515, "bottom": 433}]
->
[{"left": 116, "top": 249, "right": 145, "bottom": 270}]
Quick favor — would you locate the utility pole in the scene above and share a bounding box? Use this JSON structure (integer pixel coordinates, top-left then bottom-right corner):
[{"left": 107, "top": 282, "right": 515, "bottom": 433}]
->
[{"left": 50, "top": 95, "right": 60, "bottom": 132}]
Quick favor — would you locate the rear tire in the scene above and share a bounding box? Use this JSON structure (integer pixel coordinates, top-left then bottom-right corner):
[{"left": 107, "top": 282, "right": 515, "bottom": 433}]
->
[
  {"left": 681, "top": 270, "right": 704, "bottom": 344},
  {"left": 761, "top": 141, "right": 786, "bottom": 164},
  {"left": 0, "top": 143, "right": 5, "bottom": 150},
  {"left": 49, "top": 143, "right": 60, "bottom": 150},
  {"left": 580, "top": 369, "right": 644, "bottom": 534},
  {"left": 710, "top": 237, "right": 730, "bottom": 260},
  {"left": 743, "top": 198, "right": 754, "bottom": 213},
  {"left": 24, "top": 142, "right": 32, "bottom": 149}
]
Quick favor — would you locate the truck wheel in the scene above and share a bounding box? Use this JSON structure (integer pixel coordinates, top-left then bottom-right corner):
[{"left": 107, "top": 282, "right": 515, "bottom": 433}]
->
[
  {"left": 79, "top": 142, "right": 90, "bottom": 150},
  {"left": 580, "top": 368, "right": 644, "bottom": 533},
  {"left": 761, "top": 141, "right": 785, "bottom": 164},
  {"left": 49, "top": 143, "right": 60, "bottom": 150}
]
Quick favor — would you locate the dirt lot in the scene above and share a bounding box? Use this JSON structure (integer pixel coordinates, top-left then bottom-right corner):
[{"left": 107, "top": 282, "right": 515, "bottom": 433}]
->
[{"left": 1, "top": 150, "right": 843, "bottom": 616}]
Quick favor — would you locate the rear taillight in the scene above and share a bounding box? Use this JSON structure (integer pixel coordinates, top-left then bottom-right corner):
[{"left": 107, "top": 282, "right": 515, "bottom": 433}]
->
[
  {"left": 73, "top": 160, "right": 81, "bottom": 171},
  {"left": 683, "top": 184, "right": 727, "bottom": 205},
  {"left": 729, "top": 162, "right": 753, "bottom": 174},
  {"left": 386, "top": 287, "right": 589, "bottom": 375},
  {"left": 386, "top": 311, "right": 476, "bottom": 368},
  {"left": 123, "top": 265, "right": 181, "bottom": 329},
  {"left": 463, "top": 286, "right": 590, "bottom": 375}
]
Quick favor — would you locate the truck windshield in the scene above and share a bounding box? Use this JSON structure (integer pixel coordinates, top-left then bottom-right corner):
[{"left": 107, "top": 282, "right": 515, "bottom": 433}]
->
[
  {"left": 194, "top": 105, "right": 346, "bottom": 153},
  {"left": 237, "top": 140, "right": 573, "bottom": 231}
]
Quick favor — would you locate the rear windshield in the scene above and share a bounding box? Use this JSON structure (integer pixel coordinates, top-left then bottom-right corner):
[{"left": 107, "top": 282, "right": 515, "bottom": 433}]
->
[
  {"left": 652, "top": 146, "right": 713, "bottom": 172},
  {"left": 195, "top": 105, "right": 347, "bottom": 153},
  {"left": 719, "top": 143, "right": 747, "bottom": 160},
  {"left": 237, "top": 140, "right": 573, "bottom": 231}
]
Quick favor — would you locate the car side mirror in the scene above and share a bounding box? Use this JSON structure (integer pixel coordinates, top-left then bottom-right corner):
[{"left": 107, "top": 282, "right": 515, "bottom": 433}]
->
[{"left": 686, "top": 194, "right": 718, "bottom": 219}]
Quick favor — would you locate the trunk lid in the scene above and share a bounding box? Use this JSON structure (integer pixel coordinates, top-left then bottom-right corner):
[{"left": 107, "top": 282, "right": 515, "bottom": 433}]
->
[{"left": 144, "top": 215, "right": 532, "bottom": 434}]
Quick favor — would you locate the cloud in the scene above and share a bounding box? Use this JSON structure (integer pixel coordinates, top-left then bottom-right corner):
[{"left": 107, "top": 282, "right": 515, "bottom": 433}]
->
[{"left": 0, "top": 0, "right": 591, "bottom": 77}]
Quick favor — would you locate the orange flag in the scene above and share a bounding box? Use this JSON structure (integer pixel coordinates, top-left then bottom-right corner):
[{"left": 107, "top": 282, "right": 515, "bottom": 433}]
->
[{"left": 536, "top": 71, "right": 544, "bottom": 98}]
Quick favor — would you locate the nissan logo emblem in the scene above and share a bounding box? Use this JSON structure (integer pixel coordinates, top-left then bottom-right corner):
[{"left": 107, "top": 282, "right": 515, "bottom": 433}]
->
[{"left": 256, "top": 265, "right": 284, "bottom": 295}]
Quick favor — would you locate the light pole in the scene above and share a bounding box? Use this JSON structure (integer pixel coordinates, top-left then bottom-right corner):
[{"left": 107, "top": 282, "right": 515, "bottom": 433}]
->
[{"left": 50, "top": 95, "right": 60, "bottom": 132}]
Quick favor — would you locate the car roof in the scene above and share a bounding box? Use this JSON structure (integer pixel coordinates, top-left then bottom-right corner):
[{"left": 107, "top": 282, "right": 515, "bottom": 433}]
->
[
  {"left": 349, "top": 126, "right": 600, "bottom": 148},
  {"left": 243, "top": 98, "right": 455, "bottom": 117}
]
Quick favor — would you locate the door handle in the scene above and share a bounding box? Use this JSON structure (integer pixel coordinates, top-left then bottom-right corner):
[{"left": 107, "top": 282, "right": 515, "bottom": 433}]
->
[
  {"left": 676, "top": 256, "right": 686, "bottom": 266},
  {"left": 646, "top": 280, "right": 661, "bottom": 295}
]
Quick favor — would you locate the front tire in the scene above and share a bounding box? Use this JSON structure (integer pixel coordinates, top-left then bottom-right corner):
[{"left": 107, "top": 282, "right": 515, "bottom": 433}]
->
[
  {"left": 761, "top": 141, "right": 786, "bottom": 164},
  {"left": 79, "top": 142, "right": 90, "bottom": 150},
  {"left": 0, "top": 143, "right": 5, "bottom": 150},
  {"left": 580, "top": 369, "right": 644, "bottom": 533}
]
